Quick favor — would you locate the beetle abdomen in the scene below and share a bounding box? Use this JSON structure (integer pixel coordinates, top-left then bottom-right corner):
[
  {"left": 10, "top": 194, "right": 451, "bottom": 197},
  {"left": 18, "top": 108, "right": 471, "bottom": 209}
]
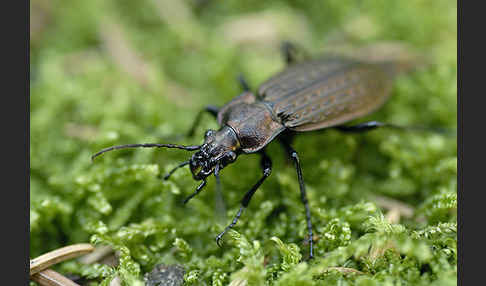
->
[{"left": 258, "top": 57, "right": 393, "bottom": 132}]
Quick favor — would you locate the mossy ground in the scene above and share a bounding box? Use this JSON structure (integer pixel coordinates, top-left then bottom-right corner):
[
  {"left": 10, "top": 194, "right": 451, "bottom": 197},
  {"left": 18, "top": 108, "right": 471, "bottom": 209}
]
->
[{"left": 30, "top": 0, "right": 457, "bottom": 285}]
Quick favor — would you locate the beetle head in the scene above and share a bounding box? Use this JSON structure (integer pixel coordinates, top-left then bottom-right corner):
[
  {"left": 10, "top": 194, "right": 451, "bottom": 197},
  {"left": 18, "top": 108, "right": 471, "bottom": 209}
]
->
[
  {"left": 90, "top": 125, "right": 242, "bottom": 204},
  {"left": 190, "top": 126, "right": 240, "bottom": 180}
]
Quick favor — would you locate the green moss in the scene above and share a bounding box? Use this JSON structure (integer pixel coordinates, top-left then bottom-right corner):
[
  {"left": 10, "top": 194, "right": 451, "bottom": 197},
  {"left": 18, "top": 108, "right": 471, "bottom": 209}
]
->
[{"left": 31, "top": 0, "right": 456, "bottom": 284}]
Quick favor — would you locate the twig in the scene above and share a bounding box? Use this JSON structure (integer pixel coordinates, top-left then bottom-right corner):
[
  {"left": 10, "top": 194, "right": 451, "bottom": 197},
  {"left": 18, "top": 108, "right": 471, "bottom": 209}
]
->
[
  {"left": 64, "top": 122, "right": 99, "bottom": 142},
  {"left": 78, "top": 245, "right": 114, "bottom": 265},
  {"left": 370, "top": 195, "right": 414, "bottom": 223},
  {"left": 31, "top": 269, "right": 80, "bottom": 286},
  {"left": 99, "top": 19, "right": 151, "bottom": 87},
  {"left": 30, "top": 243, "right": 94, "bottom": 276},
  {"left": 324, "top": 266, "right": 364, "bottom": 275}
]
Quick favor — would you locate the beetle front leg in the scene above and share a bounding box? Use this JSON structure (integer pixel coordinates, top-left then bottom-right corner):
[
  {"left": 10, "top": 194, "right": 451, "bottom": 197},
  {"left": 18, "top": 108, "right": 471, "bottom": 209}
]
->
[
  {"left": 215, "top": 151, "right": 272, "bottom": 247},
  {"left": 187, "top": 105, "right": 219, "bottom": 137},
  {"left": 280, "top": 140, "right": 314, "bottom": 259},
  {"left": 214, "top": 165, "right": 227, "bottom": 223}
]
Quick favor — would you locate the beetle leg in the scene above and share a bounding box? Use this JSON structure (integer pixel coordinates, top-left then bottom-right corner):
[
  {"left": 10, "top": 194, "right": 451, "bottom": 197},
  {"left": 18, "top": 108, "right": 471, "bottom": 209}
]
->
[
  {"left": 187, "top": 105, "right": 219, "bottom": 137},
  {"left": 237, "top": 74, "right": 251, "bottom": 92},
  {"left": 215, "top": 151, "right": 272, "bottom": 247},
  {"left": 280, "top": 140, "right": 314, "bottom": 259},
  {"left": 334, "top": 121, "right": 394, "bottom": 132},
  {"left": 183, "top": 179, "right": 207, "bottom": 204},
  {"left": 281, "top": 41, "right": 298, "bottom": 65},
  {"left": 162, "top": 160, "right": 190, "bottom": 180},
  {"left": 335, "top": 121, "right": 452, "bottom": 134},
  {"left": 281, "top": 41, "right": 310, "bottom": 65},
  {"left": 214, "top": 165, "right": 227, "bottom": 223},
  {"left": 278, "top": 130, "right": 297, "bottom": 165}
]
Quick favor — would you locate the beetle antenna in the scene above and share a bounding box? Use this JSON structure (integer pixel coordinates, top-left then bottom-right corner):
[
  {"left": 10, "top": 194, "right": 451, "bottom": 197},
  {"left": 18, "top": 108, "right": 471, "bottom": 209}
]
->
[
  {"left": 163, "top": 161, "right": 190, "bottom": 180},
  {"left": 91, "top": 143, "right": 200, "bottom": 161},
  {"left": 183, "top": 179, "right": 207, "bottom": 204}
]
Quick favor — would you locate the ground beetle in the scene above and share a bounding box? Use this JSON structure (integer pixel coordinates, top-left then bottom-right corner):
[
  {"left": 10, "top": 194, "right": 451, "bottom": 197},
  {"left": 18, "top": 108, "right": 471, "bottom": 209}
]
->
[{"left": 92, "top": 43, "right": 422, "bottom": 258}]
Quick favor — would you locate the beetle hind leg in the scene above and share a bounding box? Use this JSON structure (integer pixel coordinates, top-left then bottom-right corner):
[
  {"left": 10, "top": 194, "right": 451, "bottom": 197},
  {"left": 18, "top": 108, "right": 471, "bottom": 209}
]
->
[
  {"left": 334, "top": 121, "right": 395, "bottom": 132},
  {"left": 280, "top": 140, "right": 314, "bottom": 259},
  {"left": 335, "top": 120, "right": 453, "bottom": 135}
]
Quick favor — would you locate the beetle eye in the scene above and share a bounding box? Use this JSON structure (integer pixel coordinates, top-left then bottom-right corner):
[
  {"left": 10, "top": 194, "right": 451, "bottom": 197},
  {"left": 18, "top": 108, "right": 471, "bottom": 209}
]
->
[
  {"left": 204, "top": 130, "right": 215, "bottom": 139},
  {"left": 228, "top": 151, "right": 237, "bottom": 162},
  {"left": 220, "top": 151, "right": 237, "bottom": 166}
]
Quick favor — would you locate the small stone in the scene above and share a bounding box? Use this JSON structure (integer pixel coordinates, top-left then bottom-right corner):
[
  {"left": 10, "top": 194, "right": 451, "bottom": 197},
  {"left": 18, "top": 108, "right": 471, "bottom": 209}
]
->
[{"left": 144, "top": 264, "right": 185, "bottom": 286}]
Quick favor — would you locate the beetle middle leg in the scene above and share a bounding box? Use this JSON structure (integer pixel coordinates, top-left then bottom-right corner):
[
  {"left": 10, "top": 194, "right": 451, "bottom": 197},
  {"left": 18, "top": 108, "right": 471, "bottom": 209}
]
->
[
  {"left": 281, "top": 41, "right": 310, "bottom": 65},
  {"left": 215, "top": 151, "right": 272, "bottom": 246},
  {"left": 280, "top": 139, "right": 314, "bottom": 259},
  {"left": 281, "top": 41, "right": 299, "bottom": 65},
  {"left": 187, "top": 105, "right": 219, "bottom": 137}
]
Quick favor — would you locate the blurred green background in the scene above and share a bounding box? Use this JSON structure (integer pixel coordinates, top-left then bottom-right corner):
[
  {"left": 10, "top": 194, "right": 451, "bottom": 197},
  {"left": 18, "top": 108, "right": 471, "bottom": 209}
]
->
[{"left": 30, "top": 0, "right": 456, "bottom": 285}]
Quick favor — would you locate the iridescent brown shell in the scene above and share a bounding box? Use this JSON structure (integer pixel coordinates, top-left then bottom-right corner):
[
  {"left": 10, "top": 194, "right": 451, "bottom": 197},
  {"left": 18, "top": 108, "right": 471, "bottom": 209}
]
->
[
  {"left": 218, "top": 57, "right": 394, "bottom": 153},
  {"left": 218, "top": 92, "right": 285, "bottom": 153},
  {"left": 258, "top": 57, "right": 393, "bottom": 131}
]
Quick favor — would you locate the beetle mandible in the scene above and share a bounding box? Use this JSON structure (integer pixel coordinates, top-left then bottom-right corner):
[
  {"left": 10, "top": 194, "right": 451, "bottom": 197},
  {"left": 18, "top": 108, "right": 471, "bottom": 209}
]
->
[{"left": 92, "top": 43, "right": 414, "bottom": 258}]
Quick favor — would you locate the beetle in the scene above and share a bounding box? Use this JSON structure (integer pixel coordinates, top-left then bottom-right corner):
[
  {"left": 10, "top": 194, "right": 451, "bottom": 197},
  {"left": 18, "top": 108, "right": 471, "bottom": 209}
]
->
[{"left": 92, "top": 43, "right": 415, "bottom": 258}]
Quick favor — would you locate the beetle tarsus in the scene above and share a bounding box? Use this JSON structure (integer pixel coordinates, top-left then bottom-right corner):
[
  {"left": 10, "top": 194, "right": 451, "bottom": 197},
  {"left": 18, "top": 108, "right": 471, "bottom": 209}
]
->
[
  {"left": 216, "top": 205, "right": 245, "bottom": 247},
  {"left": 215, "top": 232, "right": 225, "bottom": 247},
  {"left": 183, "top": 179, "right": 207, "bottom": 204}
]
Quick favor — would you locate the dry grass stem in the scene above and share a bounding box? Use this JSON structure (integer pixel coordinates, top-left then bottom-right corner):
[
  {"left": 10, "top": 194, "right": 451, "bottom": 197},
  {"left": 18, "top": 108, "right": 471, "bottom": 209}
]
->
[
  {"left": 30, "top": 269, "right": 80, "bottom": 286},
  {"left": 30, "top": 243, "right": 94, "bottom": 275}
]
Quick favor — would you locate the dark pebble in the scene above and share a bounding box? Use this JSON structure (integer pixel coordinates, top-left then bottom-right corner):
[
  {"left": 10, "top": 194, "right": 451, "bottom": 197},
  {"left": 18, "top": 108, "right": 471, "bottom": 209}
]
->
[{"left": 144, "top": 264, "right": 185, "bottom": 286}]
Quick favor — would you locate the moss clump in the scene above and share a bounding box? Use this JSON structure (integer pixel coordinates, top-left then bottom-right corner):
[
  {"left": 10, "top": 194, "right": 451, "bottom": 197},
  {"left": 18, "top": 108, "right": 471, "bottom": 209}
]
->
[{"left": 31, "top": 0, "right": 456, "bottom": 285}]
